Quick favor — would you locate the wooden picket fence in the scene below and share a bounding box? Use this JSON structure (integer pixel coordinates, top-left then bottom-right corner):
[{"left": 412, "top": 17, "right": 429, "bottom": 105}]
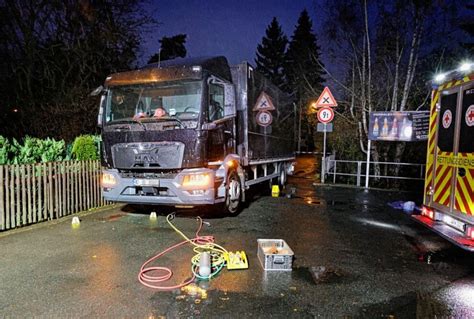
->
[{"left": 0, "top": 160, "right": 109, "bottom": 231}]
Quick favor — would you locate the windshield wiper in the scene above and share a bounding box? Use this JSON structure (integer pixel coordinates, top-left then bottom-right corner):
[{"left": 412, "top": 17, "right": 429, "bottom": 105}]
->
[
  {"left": 166, "top": 116, "right": 185, "bottom": 128},
  {"left": 151, "top": 116, "right": 185, "bottom": 128},
  {"left": 108, "top": 119, "right": 147, "bottom": 131}
]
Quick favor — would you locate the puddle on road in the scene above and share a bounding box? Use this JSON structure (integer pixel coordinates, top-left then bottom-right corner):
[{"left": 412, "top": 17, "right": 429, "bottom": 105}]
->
[
  {"left": 293, "top": 266, "right": 347, "bottom": 285},
  {"left": 303, "top": 197, "right": 321, "bottom": 205},
  {"left": 92, "top": 212, "right": 127, "bottom": 222}
]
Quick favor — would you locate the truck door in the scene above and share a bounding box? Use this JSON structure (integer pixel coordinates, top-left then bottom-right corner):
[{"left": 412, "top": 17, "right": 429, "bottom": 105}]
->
[
  {"left": 454, "top": 84, "right": 474, "bottom": 216},
  {"left": 432, "top": 89, "right": 458, "bottom": 210},
  {"left": 207, "top": 82, "right": 226, "bottom": 162}
]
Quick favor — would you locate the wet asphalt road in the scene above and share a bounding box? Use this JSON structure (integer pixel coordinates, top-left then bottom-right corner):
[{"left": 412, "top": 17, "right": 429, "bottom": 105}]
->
[{"left": 1, "top": 155, "right": 474, "bottom": 318}]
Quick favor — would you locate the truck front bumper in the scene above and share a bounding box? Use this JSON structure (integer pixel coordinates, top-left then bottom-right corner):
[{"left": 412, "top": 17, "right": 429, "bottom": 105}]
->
[{"left": 101, "top": 168, "right": 221, "bottom": 206}]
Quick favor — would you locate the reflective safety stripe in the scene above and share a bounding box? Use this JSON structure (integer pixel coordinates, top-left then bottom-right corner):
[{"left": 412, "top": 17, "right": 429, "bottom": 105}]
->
[
  {"left": 455, "top": 153, "right": 474, "bottom": 216},
  {"left": 433, "top": 150, "right": 454, "bottom": 207},
  {"left": 424, "top": 89, "right": 438, "bottom": 201}
]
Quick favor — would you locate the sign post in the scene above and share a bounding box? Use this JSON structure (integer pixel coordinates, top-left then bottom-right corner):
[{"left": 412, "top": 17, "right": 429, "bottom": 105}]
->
[
  {"left": 315, "top": 88, "right": 337, "bottom": 183},
  {"left": 365, "top": 139, "right": 371, "bottom": 188}
]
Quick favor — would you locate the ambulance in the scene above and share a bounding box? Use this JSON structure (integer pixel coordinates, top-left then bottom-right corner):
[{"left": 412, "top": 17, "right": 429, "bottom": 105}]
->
[{"left": 414, "top": 63, "right": 474, "bottom": 251}]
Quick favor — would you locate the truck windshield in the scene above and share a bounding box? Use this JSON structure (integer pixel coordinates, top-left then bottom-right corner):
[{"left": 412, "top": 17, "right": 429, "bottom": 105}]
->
[{"left": 105, "top": 81, "right": 202, "bottom": 124}]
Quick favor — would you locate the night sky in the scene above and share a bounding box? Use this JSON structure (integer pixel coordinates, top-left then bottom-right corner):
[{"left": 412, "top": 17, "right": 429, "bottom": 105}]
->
[{"left": 142, "top": 0, "right": 322, "bottom": 66}]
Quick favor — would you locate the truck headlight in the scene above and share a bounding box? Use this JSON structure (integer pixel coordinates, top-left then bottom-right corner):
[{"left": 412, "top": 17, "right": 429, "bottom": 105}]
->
[
  {"left": 101, "top": 172, "right": 116, "bottom": 188},
  {"left": 181, "top": 173, "right": 212, "bottom": 189}
]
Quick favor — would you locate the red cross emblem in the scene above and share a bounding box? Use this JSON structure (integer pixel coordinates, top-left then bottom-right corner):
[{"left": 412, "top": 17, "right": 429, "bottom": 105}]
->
[
  {"left": 466, "top": 105, "right": 474, "bottom": 127},
  {"left": 442, "top": 110, "right": 452, "bottom": 129}
]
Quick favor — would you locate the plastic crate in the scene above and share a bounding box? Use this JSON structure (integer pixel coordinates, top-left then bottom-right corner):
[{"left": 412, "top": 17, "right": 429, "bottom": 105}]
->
[{"left": 257, "top": 239, "right": 294, "bottom": 271}]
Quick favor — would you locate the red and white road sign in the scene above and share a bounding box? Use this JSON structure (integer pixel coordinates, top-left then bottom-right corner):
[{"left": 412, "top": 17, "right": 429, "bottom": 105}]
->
[
  {"left": 315, "top": 87, "right": 338, "bottom": 108},
  {"left": 253, "top": 92, "right": 275, "bottom": 111},
  {"left": 256, "top": 110, "right": 273, "bottom": 127},
  {"left": 317, "top": 107, "right": 334, "bottom": 124}
]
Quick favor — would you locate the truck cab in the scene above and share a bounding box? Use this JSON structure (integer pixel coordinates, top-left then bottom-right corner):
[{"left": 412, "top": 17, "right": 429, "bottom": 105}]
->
[{"left": 98, "top": 57, "right": 238, "bottom": 210}]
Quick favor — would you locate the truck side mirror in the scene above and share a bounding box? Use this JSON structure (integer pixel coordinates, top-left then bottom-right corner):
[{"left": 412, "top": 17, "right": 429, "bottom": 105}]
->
[{"left": 90, "top": 85, "right": 104, "bottom": 96}]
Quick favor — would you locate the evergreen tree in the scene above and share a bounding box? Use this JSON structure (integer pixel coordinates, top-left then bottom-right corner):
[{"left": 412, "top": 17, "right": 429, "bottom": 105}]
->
[
  {"left": 255, "top": 17, "right": 288, "bottom": 89},
  {"left": 148, "top": 34, "right": 187, "bottom": 64},
  {"left": 285, "top": 9, "right": 325, "bottom": 101},
  {"left": 285, "top": 9, "right": 325, "bottom": 152}
]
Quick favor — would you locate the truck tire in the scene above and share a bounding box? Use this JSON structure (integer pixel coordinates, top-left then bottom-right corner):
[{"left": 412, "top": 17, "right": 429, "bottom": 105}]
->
[
  {"left": 278, "top": 165, "right": 287, "bottom": 188},
  {"left": 224, "top": 171, "right": 242, "bottom": 215}
]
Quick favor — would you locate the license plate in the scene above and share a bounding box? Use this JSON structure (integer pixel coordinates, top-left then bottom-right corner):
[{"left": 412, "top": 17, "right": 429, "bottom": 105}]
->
[
  {"left": 444, "top": 215, "right": 464, "bottom": 232},
  {"left": 133, "top": 179, "right": 160, "bottom": 187}
]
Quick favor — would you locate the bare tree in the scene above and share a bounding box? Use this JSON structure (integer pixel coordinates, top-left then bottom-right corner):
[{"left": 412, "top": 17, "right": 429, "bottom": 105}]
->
[
  {"left": 0, "top": 0, "right": 154, "bottom": 140},
  {"left": 317, "top": 0, "right": 461, "bottom": 182}
]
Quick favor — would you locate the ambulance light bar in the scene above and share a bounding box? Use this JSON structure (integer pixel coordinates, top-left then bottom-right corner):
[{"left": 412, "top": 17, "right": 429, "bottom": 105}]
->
[
  {"left": 432, "top": 60, "right": 472, "bottom": 85},
  {"left": 459, "top": 62, "right": 473, "bottom": 73},
  {"left": 434, "top": 73, "right": 446, "bottom": 83}
]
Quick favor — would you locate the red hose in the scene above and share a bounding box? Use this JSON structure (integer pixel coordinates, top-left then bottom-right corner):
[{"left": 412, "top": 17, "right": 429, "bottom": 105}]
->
[{"left": 138, "top": 217, "right": 215, "bottom": 290}]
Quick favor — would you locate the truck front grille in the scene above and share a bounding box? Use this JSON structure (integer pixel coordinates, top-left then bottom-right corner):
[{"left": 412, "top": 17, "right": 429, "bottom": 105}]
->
[{"left": 112, "top": 142, "right": 184, "bottom": 169}]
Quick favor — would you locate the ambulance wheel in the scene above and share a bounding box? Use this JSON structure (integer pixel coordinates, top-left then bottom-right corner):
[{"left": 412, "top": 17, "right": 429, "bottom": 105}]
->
[{"left": 224, "top": 171, "right": 242, "bottom": 215}]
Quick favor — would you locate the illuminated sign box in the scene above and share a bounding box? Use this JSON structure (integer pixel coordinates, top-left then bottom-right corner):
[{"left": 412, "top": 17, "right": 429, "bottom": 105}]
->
[{"left": 368, "top": 111, "right": 429, "bottom": 142}]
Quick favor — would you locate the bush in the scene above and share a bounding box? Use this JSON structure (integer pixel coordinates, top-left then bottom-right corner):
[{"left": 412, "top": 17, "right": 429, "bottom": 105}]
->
[
  {"left": 71, "top": 135, "right": 99, "bottom": 160},
  {"left": 0, "top": 136, "right": 11, "bottom": 164},
  {"left": 10, "top": 136, "right": 65, "bottom": 164}
]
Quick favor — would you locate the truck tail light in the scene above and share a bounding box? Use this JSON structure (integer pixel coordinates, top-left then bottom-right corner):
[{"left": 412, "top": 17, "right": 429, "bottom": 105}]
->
[
  {"left": 466, "top": 226, "right": 474, "bottom": 241},
  {"left": 101, "top": 172, "right": 116, "bottom": 188},
  {"left": 182, "top": 173, "right": 211, "bottom": 189},
  {"left": 421, "top": 206, "right": 434, "bottom": 220}
]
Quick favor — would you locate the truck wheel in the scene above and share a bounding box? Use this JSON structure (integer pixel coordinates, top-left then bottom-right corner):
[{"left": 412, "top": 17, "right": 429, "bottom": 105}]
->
[
  {"left": 224, "top": 171, "right": 242, "bottom": 215},
  {"left": 278, "top": 166, "right": 287, "bottom": 188}
]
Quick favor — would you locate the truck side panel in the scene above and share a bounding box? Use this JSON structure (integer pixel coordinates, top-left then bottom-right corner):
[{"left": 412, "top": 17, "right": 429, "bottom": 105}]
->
[{"left": 231, "top": 63, "right": 295, "bottom": 164}]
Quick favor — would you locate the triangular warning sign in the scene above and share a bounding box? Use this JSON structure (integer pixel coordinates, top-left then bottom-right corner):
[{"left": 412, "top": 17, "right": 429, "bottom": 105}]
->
[
  {"left": 315, "top": 87, "right": 338, "bottom": 108},
  {"left": 253, "top": 92, "right": 275, "bottom": 111}
]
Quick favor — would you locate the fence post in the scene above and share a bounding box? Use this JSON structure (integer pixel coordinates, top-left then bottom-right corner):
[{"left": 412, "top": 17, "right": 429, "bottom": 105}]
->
[
  {"left": 5, "top": 166, "right": 10, "bottom": 229},
  {"left": 15, "top": 165, "right": 21, "bottom": 226},
  {"left": 26, "top": 164, "right": 32, "bottom": 224},
  {"left": 0, "top": 166, "right": 4, "bottom": 230},
  {"left": 10, "top": 165, "right": 15, "bottom": 228},
  {"left": 32, "top": 164, "right": 37, "bottom": 223},
  {"left": 357, "top": 161, "right": 362, "bottom": 187},
  {"left": 333, "top": 160, "right": 337, "bottom": 184}
]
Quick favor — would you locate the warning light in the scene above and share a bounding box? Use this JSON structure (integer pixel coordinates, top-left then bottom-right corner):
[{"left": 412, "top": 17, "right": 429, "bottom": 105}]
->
[
  {"left": 434, "top": 73, "right": 446, "bottom": 83},
  {"left": 466, "top": 226, "right": 474, "bottom": 240},
  {"left": 459, "top": 62, "right": 473, "bottom": 73},
  {"left": 421, "top": 206, "right": 434, "bottom": 220},
  {"left": 226, "top": 160, "right": 236, "bottom": 168}
]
